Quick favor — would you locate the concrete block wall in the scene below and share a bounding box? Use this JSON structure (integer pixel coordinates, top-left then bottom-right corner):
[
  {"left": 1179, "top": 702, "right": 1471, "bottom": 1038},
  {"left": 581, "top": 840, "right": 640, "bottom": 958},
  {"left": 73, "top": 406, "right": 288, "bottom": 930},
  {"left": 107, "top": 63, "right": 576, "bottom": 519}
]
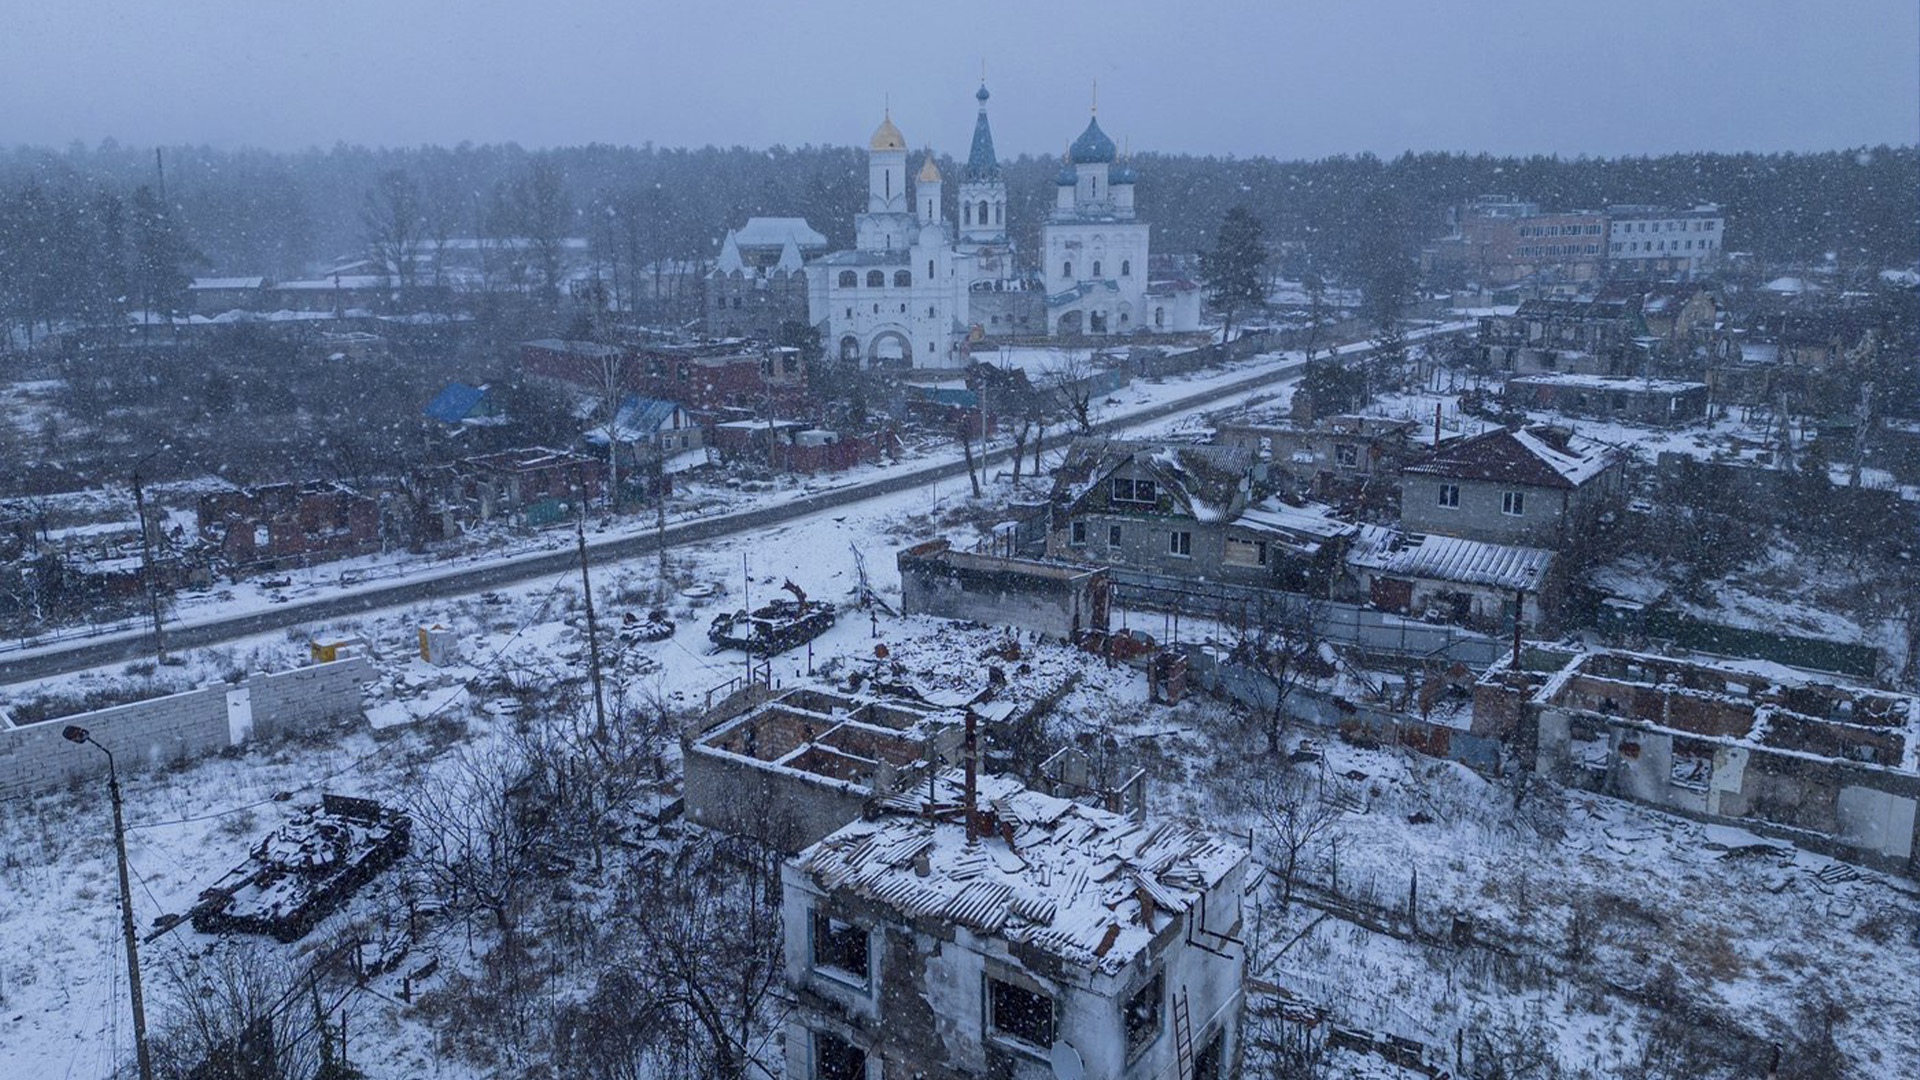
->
[
  {"left": 0, "top": 684, "right": 230, "bottom": 799},
  {"left": 0, "top": 656, "right": 373, "bottom": 799},
  {"left": 243, "top": 656, "right": 375, "bottom": 741}
]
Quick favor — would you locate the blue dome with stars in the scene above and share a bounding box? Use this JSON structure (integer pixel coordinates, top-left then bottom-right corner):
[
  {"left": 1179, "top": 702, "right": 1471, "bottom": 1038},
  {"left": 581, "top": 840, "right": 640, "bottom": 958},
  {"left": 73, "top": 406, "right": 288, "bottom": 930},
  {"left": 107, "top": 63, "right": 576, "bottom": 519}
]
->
[{"left": 1069, "top": 117, "right": 1117, "bottom": 165}]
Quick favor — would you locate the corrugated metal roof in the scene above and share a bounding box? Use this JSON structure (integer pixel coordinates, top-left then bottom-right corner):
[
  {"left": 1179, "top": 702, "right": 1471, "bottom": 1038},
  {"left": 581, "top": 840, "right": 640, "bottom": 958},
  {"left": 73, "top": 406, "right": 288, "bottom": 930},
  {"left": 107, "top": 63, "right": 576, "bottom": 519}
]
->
[{"left": 1348, "top": 526, "right": 1554, "bottom": 591}]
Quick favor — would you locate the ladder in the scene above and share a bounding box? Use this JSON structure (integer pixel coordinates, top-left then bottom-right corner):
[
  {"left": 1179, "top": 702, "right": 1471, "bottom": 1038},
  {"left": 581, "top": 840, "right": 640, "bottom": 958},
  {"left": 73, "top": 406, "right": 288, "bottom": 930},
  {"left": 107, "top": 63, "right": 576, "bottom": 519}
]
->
[{"left": 1173, "top": 985, "right": 1195, "bottom": 1080}]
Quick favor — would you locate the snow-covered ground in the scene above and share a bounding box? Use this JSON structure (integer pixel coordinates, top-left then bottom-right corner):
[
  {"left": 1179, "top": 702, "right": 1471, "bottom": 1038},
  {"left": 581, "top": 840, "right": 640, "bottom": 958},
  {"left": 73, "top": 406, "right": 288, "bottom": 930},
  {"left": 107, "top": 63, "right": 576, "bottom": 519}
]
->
[{"left": 3, "top": 414, "right": 1914, "bottom": 1076}]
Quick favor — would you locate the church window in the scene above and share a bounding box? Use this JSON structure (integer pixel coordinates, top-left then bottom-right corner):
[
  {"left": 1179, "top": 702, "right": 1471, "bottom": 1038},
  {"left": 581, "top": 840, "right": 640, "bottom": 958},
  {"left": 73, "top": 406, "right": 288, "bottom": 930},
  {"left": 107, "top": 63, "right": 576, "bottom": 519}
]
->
[
  {"left": 927, "top": 199, "right": 935, "bottom": 218},
  {"left": 964, "top": 204, "right": 972, "bottom": 225},
  {"left": 1063, "top": 261, "right": 1072, "bottom": 278},
  {"left": 995, "top": 204, "right": 1002, "bottom": 225},
  {"left": 900, "top": 303, "right": 906, "bottom": 313},
  {"left": 1121, "top": 259, "right": 1131, "bottom": 277},
  {"left": 978, "top": 200, "right": 989, "bottom": 225},
  {"left": 1154, "top": 307, "right": 1165, "bottom": 328},
  {"left": 866, "top": 270, "right": 884, "bottom": 288},
  {"left": 885, "top": 170, "right": 891, "bottom": 199},
  {"left": 1091, "top": 176, "right": 1098, "bottom": 198},
  {"left": 894, "top": 270, "right": 911, "bottom": 287},
  {"left": 838, "top": 271, "right": 857, "bottom": 288},
  {"left": 1093, "top": 260, "right": 1102, "bottom": 278},
  {"left": 928, "top": 306, "right": 935, "bottom": 317}
]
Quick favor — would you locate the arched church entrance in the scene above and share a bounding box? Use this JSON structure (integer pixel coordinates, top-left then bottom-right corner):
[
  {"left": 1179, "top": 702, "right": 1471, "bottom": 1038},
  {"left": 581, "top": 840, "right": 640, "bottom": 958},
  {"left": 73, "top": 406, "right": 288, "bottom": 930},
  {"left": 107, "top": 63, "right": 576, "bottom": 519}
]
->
[{"left": 867, "top": 330, "right": 913, "bottom": 369}]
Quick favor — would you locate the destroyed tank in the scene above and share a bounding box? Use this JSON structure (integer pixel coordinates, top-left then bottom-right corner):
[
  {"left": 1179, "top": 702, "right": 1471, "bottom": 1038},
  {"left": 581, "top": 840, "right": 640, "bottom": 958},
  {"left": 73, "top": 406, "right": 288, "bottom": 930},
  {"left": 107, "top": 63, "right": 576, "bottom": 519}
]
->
[
  {"left": 190, "top": 794, "right": 411, "bottom": 943},
  {"left": 707, "top": 579, "right": 836, "bottom": 655}
]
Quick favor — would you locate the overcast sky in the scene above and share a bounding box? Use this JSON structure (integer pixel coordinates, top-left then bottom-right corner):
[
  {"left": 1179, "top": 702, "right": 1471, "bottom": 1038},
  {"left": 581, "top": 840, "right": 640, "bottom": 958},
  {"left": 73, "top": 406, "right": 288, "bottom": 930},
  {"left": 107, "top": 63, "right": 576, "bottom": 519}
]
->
[{"left": 3, "top": 0, "right": 1914, "bottom": 159}]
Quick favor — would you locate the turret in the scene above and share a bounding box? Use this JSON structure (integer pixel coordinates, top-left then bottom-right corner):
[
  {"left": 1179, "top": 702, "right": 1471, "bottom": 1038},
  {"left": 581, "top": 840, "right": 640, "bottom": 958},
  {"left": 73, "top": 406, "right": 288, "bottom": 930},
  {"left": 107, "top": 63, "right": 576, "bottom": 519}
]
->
[
  {"left": 868, "top": 110, "right": 907, "bottom": 214},
  {"left": 1111, "top": 143, "right": 1136, "bottom": 219},
  {"left": 917, "top": 152, "right": 944, "bottom": 227},
  {"left": 1055, "top": 146, "right": 1078, "bottom": 213},
  {"left": 959, "top": 81, "right": 1009, "bottom": 244},
  {"left": 1070, "top": 113, "right": 1117, "bottom": 208}
]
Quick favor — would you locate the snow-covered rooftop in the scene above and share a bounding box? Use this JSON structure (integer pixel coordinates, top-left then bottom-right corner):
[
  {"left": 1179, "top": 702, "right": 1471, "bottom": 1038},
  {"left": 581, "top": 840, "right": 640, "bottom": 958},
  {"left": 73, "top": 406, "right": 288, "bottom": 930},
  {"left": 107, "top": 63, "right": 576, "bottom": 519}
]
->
[
  {"left": 1348, "top": 526, "right": 1554, "bottom": 591},
  {"left": 795, "top": 771, "right": 1246, "bottom": 973}
]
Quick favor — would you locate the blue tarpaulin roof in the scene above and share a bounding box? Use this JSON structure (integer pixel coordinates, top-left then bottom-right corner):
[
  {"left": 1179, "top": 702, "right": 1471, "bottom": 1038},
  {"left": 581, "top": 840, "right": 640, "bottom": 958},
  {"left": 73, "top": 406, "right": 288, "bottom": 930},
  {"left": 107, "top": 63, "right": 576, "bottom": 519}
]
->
[{"left": 423, "top": 382, "right": 490, "bottom": 422}]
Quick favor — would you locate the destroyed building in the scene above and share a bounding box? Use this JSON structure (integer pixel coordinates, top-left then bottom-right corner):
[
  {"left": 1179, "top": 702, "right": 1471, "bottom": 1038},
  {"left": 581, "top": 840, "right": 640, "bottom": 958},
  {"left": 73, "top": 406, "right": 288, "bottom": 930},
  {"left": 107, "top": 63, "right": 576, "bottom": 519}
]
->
[
  {"left": 782, "top": 769, "right": 1247, "bottom": 1080},
  {"left": 683, "top": 688, "right": 967, "bottom": 851},
  {"left": 1479, "top": 649, "right": 1920, "bottom": 875},
  {"left": 897, "top": 539, "right": 1111, "bottom": 641}
]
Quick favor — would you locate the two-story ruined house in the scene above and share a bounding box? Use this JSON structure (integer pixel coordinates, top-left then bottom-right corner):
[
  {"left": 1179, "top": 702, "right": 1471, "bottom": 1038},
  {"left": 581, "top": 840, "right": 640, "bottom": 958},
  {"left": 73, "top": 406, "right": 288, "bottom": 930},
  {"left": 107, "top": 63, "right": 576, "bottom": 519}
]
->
[{"left": 782, "top": 769, "right": 1248, "bottom": 1080}]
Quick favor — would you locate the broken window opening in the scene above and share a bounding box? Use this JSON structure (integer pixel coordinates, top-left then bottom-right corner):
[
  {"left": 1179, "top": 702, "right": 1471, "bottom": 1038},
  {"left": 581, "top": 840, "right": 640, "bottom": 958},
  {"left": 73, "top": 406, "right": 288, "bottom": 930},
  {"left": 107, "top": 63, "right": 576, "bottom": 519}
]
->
[
  {"left": 1124, "top": 970, "right": 1165, "bottom": 1060},
  {"left": 813, "top": 1028, "right": 866, "bottom": 1080},
  {"left": 811, "top": 910, "right": 870, "bottom": 986},
  {"left": 988, "top": 976, "right": 1056, "bottom": 1049},
  {"left": 1110, "top": 477, "right": 1157, "bottom": 505}
]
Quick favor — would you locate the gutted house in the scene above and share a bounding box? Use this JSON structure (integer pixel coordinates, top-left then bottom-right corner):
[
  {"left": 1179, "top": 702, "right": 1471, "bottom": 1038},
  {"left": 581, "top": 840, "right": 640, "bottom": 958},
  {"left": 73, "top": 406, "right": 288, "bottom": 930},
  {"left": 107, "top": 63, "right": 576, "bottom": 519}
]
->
[
  {"left": 1502, "top": 373, "right": 1708, "bottom": 427},
  {"left": 196, "top": 481, "right": 380, "bottom": 573},
  {"left": 1215, "top": 414, "right": 1423, "bottom": 511},
  {"left": 441, "top": 447, "right": 604, "bottom": 530},
  {"left": 1477, "top": 298, "right": 1648, "bottom": 377},
  {"left": 782, "top": 769, "right": 1248, "bottom": 1080},
  {"left": 1398, "top": 425, "right": 1625, "bottom": 552},
  {"left": 683, "top": 688, "right": 965, "bottom": 852},
  {"left": 1481, "top": 650, "right": 1920, "bottom": 876},
  {"left": 897, "top": 539, "right": 1111, "bottom": 640}
]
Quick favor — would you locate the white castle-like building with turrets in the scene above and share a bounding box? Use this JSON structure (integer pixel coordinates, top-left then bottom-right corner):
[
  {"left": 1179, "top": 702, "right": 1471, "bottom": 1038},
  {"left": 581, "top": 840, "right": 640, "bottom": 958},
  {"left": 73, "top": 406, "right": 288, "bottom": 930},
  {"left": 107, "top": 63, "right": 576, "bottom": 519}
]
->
[{"left": 805, "top": 83, "right": 1200, "bottom": 369}]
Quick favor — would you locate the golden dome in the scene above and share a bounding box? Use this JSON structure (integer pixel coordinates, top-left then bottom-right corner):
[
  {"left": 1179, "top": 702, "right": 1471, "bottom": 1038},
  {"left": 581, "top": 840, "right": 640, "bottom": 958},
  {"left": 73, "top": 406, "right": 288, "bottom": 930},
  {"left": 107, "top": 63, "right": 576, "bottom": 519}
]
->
[
  {"left": 917, "top": 153, "right": 942, "bottom": 182},
  {"left": 870, "top": 111, "right": 906, "bottom": 151}
]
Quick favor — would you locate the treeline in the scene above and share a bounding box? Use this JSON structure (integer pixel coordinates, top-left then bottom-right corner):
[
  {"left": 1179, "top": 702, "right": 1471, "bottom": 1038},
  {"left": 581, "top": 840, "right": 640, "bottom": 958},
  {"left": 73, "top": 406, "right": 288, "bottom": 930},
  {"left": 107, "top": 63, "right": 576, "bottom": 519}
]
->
[
  {"left": 0, "top": 178, "right": 201, "bottom": 342},
  {"left": 0, "top": 139, "right": 1913, "bottom": 302}
]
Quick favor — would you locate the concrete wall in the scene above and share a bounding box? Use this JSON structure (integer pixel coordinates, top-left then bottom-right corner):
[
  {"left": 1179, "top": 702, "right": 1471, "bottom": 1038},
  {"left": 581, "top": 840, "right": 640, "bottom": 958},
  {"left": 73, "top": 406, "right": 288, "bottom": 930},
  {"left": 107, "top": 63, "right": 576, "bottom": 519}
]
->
[
  {"left": 898, "top": 548, "right": 1107, "bottom": 641},
  {"left": 1400, "top": 474, "right": 1574, "bottom": 548},
  {"left": 683, "top": 746, "right": 873, "bottom": 852},
  {"left": 0, "top": 656, "right": 372, "bottom": 799}
]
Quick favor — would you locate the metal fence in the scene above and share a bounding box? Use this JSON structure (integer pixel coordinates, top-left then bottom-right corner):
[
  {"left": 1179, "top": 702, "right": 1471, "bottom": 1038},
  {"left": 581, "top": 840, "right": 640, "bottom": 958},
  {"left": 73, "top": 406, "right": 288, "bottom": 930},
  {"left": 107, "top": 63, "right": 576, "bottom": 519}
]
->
[{"left": 1105, "top": 567, "right": 1502, "bottom": 668}]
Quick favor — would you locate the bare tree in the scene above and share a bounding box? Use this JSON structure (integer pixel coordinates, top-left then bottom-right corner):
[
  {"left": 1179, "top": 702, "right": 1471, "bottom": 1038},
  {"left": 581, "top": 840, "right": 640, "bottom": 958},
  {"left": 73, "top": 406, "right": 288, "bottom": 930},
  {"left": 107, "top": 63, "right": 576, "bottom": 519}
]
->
[
  {"left": 1229, "top": 594, "right": 1330, "bottom": 757},
  {"left": 1243, "top": 763, "right": 1340, "bottom": 912},
  {"left": 590, "top": 345, "right": 631, "bottom": 513},
  {"left": 1051, "top": 349, "right": 1100, "bottom": 435},
  {"left": 958, "top": 413, "right": 983, "bottom": 498},
  {"left": 1300, "top": 271, "right": 1330, "bottom": 361},
  {"left": 361, "top": 169, "right": 426, "bottom": 297},
  {"left": 405, "top": 740, "right": 544, "bottom": 957},
  {"left": 629, "top": 839, "right": 787, "bottom": 1080},
  {"left": 512, "top": 159, "right": 574, "bottom": 305}
]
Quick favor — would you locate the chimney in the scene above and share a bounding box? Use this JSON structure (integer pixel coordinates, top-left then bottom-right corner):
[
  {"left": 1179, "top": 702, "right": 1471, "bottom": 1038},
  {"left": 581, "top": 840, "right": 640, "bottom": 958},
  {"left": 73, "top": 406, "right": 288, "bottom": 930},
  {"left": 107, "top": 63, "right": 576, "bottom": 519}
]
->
[{"left": 963, "top": 707, "right": 979, "bottom": 844}]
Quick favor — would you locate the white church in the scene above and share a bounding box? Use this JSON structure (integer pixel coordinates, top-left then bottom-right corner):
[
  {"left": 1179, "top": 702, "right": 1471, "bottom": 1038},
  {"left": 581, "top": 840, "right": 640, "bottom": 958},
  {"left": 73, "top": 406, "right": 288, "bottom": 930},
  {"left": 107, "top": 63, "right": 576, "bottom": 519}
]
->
[{"left": 808, "top": 84, "right": 1199, "bottom": 370}]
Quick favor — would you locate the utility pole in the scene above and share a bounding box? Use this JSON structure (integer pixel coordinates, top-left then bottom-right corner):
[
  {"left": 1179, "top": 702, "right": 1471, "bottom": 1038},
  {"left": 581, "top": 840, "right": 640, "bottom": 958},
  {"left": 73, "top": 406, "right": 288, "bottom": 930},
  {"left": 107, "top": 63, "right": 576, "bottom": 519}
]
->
[
  {"left": 654, "top": 439, "right": 669, "bottom": 604},
  {"left": 574, "top": 469, "right": 608, "bottom": 738},
  {"left": 131, "top": 447, "right": 167, "bottom": 663},
  {"left": 63, "top": 726, "right": 154, "bottom": 1080}
]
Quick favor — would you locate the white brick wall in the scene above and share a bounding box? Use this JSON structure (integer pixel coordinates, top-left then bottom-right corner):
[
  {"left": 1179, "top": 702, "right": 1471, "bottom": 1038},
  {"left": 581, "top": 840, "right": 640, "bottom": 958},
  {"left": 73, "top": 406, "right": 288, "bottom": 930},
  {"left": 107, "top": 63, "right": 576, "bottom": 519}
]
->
[{"left": 0, "top": 656, "right": 373, "bottom": 799}]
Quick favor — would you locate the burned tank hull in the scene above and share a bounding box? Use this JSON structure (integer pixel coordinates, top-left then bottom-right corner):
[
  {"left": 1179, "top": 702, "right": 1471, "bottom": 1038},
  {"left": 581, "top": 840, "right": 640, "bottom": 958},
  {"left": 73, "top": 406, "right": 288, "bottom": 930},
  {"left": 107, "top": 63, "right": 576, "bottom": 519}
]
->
[
  {"left": 190, "top": 794, "right": 411, "bottom": 943},
  {"left": 707, "top": 599, "right": 836, "bottom": 656}
]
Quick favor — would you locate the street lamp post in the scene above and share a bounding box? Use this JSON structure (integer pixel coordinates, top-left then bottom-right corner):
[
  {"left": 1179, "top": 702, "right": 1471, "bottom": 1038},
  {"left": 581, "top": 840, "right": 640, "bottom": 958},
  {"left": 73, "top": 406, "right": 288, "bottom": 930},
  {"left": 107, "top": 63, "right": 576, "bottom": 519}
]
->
[{"left": 62, "top": 725, "right": 155, "bottom": 1080}]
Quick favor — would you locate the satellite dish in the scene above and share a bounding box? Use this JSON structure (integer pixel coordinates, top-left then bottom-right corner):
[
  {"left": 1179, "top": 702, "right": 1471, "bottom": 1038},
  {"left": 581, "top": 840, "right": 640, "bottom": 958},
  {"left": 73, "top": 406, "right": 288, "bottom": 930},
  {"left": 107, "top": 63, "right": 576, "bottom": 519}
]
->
[{"left": 1049, "top": 1040, "right": 1086, "bottom": 1080}]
